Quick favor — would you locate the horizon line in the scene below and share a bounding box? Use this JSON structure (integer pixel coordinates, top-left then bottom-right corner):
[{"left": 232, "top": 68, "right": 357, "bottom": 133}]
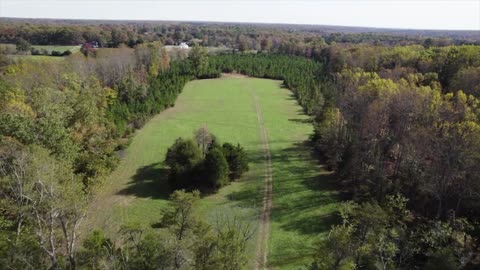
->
[{"left": 2, "top": 16, "right": 479, "bottom": 32}]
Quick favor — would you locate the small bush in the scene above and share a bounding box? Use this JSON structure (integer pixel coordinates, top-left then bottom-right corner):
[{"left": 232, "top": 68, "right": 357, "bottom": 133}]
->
[
  {"left": 51, "top": 50, "right": 63, "bottom": 56},
  {"left": 30, "top": 48, "right": 41, "bottom": 55}
]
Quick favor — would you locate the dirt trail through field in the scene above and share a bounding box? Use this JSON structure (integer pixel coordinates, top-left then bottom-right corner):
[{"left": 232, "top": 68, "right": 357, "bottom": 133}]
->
[{"left": 251, "top": 89, "right": 272, "bottom": 270}]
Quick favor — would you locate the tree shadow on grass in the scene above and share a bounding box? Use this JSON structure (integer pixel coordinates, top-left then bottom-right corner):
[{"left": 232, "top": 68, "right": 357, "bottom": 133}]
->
[
  {"left": 271, "top": 141, "right": 341, "bottom": 235},
  {"left": 288, "top": 118, "right": 313, "bottom": 124},
  {"left": 225, "top": 148, "right": 265, "bottom": 210},
  {"left": 116, "top": 162, "right": 171, "bottom": 200},
  {"left": 281, "top": 212, "right": 341, "bottom": 235},
  {"left": 226, "top": 181, "right": 263, "bottom": 210},
  {"left": 227, "top": 139, "right": 342, "bottom": 236}
]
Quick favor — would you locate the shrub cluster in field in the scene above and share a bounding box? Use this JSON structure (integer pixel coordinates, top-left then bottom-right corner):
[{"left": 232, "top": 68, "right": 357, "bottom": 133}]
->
[
  {"left": 165, "top": 127, "right": 249, "bottom": 191},
  {"left": 6, "top": 38, "right": 74, "bottom": 57},
  {"left": 31, "top": 48, "right": 72, "bottom": 57}
]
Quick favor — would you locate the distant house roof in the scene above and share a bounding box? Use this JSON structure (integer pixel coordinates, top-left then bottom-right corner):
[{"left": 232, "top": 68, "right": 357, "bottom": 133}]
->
[{"left": 83, "top": 41, "right": 99, "bottom": 49}]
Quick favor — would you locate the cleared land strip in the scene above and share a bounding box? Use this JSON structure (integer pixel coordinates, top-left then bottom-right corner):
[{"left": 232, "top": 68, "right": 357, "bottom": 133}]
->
[
  {"left": 252, "top": 90, "right": 273, "bottom": 270},
  {"left": 83, "top": 77, "right": 326, "bottom": 269}
]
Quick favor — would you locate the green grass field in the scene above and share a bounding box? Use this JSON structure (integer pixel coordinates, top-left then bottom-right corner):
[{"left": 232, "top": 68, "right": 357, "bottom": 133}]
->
[
  {"left": 7, "top": 55, "right": 65, "bottom": 62},
  {"left": 1, "top": 43, "right": 80, "bottom": 53},
  {"left": 31, "top": 44, "right": 81, "bottom": 53},
  {"left": 163, "top": 45, "right": 232, "bottom": 59},
  {"left": 2, "top": 44, "right": 80, "bottom": 62},
  {"left": 85, "top": 76, "right": 340, "bottom": 269}
]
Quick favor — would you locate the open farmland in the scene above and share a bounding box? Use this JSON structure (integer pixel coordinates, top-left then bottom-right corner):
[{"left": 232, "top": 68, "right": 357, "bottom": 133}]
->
[
  {"left": 0, "top": 43, "right": 80, "bottom": 54},
  {"left": 31, "top": 44, "right": 81, "bottom": 53},
  {"left": 1, "top": 43, "right": 81, "bottom": 62}
]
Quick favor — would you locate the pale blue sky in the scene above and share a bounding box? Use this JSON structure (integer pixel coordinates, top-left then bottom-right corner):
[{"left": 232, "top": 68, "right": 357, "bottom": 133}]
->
[{"left": 1, "top": 0, "right": 479, "bottom": 30}]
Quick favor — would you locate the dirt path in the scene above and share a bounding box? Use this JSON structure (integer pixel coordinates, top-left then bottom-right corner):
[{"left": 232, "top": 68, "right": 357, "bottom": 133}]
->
[{"left": 251, "top": 90, "right": 273, "bottom": 270}]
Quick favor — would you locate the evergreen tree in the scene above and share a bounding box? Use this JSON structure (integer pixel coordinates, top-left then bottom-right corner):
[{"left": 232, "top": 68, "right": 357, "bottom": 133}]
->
[
  {"left": 203, "top": 146, "right": 229, "bottom": 188},
  {"left": 165, "top": 137, "right": 203, "bottom": 187},
  {"left": 222, "top": 142, "right": 249, "bottom": 180}
]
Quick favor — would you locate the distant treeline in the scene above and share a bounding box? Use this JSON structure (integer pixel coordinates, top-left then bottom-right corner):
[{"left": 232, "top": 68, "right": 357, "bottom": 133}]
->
[
  {"left": 310, "top": 45, "right": 480, "bottom": 268},
  {"left": 107, "top": 61, "right": 190, "bottom": 136},
  {"left": 106, "top": 50, "right": 331, "bottom": 140},
  {"left": 1, "top": 18, "right": 479, "bottom": 53},
  {"left": 209, "top": 54, "right": 330, "bottom": 112}
]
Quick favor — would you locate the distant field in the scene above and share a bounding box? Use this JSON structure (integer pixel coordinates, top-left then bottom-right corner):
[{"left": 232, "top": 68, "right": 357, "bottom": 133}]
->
[
  {"left": 163, "top": 45, "right": 231, "bottom": 55},
  {"left": 84, "top": 76, "right": 340, "bottom": 269},
  {"left": 6, "top": 55, "right": 65, "bottom": 62},
  {"left": 31, "top": 44, "right": 81, "bottom": 53},
  {"left": 0, "top": 43, "right": 80, "bottom": 53},
  {"left": 1, "top": 44, "right": 80, "bottom": 62}
]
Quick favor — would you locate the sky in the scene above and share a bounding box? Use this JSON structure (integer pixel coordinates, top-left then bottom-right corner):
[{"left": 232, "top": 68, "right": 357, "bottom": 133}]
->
[{"left": 1, "top": 0, "right": 479, "bottom": 30}]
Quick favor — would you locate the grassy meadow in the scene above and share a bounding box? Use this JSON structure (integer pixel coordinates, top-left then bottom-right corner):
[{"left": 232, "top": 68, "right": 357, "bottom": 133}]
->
[
  {"left": 1, "top": 44, "right": 80, "bottom": 62},
  {"left": 7, "top": 55, "right": 66, "bottom": 62},
  {"left": 31, "top": 44, "right": 81, "bottom": 53},
  {"left": 85, "top": 76, "right": 340, "bottom": 269}
]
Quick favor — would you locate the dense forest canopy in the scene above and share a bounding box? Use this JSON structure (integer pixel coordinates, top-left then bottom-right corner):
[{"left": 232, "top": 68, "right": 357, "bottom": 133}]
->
[
  {"left": 1, "top": 18, "right": 480, "bottom": 269},
  {"left": 1, "top": 18, "right": 479, "bottom": 50}
]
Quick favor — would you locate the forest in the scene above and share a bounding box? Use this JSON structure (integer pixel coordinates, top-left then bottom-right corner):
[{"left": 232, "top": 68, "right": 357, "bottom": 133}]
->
[{"left": 0, "top": 18, "right": 480, "bottom": 269}]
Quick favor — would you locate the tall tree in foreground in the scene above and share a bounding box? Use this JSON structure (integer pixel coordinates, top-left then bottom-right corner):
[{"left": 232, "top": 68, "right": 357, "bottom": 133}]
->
[
  {"left": 0, "top": 141, "right": 87, "bottom": 270},
  {"left": 214, "top": 214, "right": 255, "bottom": 270},
  {"left": 160, "top": 190, "right": 201, "bottom": 269}
]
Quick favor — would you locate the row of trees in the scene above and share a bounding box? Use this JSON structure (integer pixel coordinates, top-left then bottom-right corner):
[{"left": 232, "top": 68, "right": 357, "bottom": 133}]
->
[
  {"left": 165, "top": 127, "right": 249, "bottom": 190},
  {"left": 196, "top": 53, "right": 328, "bottom": 115},
  {"left": 0, "top": 44, "right": 216, "bottom": 193},
  {"left": 309, "top": 44, "right": 480, "bottom": 268},
  {"left": 2, "top": 18, "right": 479, "bottom": 53},
  {"left": 320, "top": 44, "right": 480, "bottom": 94},
  {"left": 0, "top": 40, "right": 183, "bottom": 269}
]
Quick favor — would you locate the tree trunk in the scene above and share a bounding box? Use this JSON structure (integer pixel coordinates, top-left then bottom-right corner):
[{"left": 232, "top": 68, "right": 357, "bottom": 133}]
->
[
  {"left": 436, "top": 196, "right": 443, "bottom": 219},
  {"left": 49, "top": 212, "right": 58, "bottom": 270},
  {"left": 455, "top": 197, "right": 462, "bottom": 215}
]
